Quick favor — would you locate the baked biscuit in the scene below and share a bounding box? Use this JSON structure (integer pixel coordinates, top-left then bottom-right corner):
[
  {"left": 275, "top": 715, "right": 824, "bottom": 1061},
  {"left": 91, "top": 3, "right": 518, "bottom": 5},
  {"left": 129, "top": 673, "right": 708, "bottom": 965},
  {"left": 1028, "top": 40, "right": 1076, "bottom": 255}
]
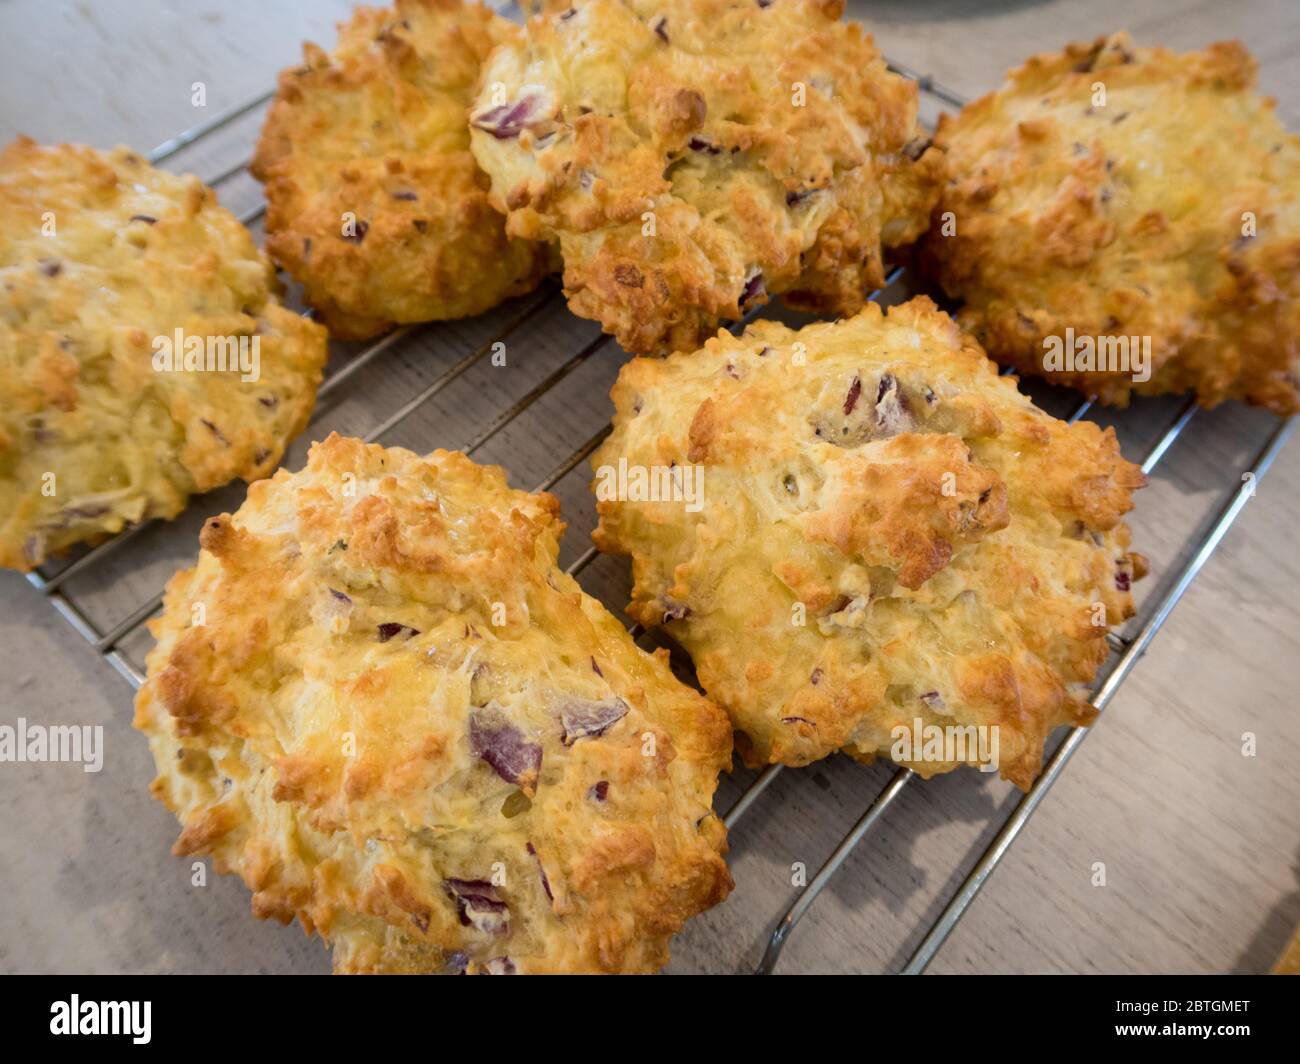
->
[
  {"left": 592, "top": 297, "right": 1146, "bottom": 789},
  {"left": 252, "top": 0, "right": 555, "bottom": 341},
  {"left": 0, "top": 137, "right": 327, "bottom": 573},
  {"left": 922, "top": 33, "right": 1300, "bottom": 412},
  {"left": 134, "top": 433, "right": 732, "bottom": 974},
  {"left": 469, "top": 0, "right": 943, "bottom": 354}
]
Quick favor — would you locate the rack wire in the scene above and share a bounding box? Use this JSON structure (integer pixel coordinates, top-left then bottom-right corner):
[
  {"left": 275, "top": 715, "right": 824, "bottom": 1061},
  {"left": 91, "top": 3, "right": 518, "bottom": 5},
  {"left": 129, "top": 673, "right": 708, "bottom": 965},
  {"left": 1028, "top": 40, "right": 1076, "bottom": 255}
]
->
[{"left": 21, "top": 55, "right": 1296, "bottom": 976}]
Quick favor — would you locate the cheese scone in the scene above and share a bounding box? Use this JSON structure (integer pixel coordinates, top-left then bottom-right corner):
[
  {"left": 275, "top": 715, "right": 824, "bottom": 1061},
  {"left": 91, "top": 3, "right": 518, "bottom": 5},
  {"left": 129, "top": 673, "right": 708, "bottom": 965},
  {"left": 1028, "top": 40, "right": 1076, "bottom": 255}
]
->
[
  {"left": 922, "top": 33, "right": 1300, "bottom": 412},
  {"left": 252, "top": 0, "right": 555, "bottom": 341},
  {"left": 0, "top": 137, "right": 327, "bottom": 572},
  {"left": 134, "top": 434, "right": 732, "bottom": 974},
  {"left": 469, "top": 0, "right": 943, "bottom": 354},
  {"left": 592, "top": 298, "right": 1146, "bottom": 789}
]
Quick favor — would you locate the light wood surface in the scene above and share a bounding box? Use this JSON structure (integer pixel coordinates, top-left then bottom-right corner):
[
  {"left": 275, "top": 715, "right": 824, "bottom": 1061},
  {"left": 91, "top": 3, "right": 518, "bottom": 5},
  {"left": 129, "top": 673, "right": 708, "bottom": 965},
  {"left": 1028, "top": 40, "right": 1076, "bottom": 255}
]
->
[{"left": 0, "top": 0, "right": 1296, "bottom": 975}]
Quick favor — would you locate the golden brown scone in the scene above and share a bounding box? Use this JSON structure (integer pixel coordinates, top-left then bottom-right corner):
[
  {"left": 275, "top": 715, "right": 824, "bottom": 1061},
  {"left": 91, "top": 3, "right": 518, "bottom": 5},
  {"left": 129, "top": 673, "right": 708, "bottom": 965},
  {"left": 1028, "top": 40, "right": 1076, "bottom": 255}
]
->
[
  {"left": 592, "top": 297, "right": 1146, "bottom": 789},
  {"left": 133, "top": 433, "right": 732, "bottom": 974},
  {"left": 0, "top": 137, "right": 327, "bottom": 573},
  {"left": 922, "top": 32, "right": 1300, "bottom": 413},
  {"left": 251, "top": 0, "right": 556, "bottom": 341},
  {"left": 469, "top": 0, "right": 943, "bottom": 354}
]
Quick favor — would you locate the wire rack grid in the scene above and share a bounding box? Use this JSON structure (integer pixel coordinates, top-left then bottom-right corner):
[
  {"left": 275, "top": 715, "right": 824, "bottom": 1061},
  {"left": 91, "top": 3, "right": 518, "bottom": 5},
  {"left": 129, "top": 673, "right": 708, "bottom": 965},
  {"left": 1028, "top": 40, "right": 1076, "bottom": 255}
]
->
[{"left": 19, "top": 52, "right": 1297, "bottom": 975}]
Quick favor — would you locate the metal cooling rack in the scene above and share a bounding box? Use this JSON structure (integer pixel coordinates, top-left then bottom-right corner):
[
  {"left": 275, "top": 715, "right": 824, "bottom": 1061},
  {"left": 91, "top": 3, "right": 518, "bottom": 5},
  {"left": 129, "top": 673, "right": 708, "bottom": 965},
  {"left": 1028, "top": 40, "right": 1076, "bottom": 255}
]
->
[{"left": 21, "top": 50, "right": 1297, "bottom": 976}]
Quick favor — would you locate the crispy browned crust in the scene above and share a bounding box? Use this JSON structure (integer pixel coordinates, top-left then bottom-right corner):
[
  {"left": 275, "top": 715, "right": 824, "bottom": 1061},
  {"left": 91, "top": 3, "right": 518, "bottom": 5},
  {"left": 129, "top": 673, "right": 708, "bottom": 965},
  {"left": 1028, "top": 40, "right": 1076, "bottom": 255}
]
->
[
  {"left": 921, "top": 32, "right": 1300, "bottom": 413},
  {"left": 251, "top": 0, "right": 556, "bottom": 341},
  {"left": 470, "top": 0, "right": 943, "bottom": 354},
  {"left": 0, "top": 137, "right": 327, "bottom": 572},
  {"left": 133, "top": 434, "right": 732, "bottom": 974},
  {"left": 592, "top": 297, "right": 1146, "bottom": 789}
]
